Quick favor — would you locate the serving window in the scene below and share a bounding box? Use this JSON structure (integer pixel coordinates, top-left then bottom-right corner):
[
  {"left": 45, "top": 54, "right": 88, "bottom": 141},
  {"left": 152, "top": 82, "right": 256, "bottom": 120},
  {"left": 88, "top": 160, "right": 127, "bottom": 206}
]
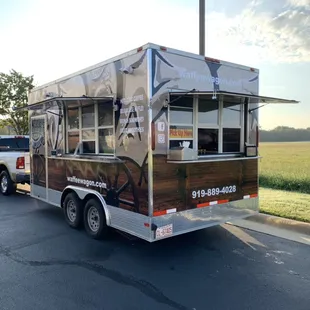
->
[
  {"left": 197, "top": 97, "right": 219, "bottom": 155},
  {"left": 65, "top": 99, "right": 114, "bottom": 155},
  {"left": 168, "top": 94, "right": 244, "bottom": 157}
]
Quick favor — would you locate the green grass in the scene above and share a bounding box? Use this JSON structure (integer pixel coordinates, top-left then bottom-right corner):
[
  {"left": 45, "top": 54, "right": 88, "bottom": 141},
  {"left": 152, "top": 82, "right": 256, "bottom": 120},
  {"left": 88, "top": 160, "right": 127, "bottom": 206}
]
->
[
  {"left": 258, "top": 142, "right": 310, "bottom": 222},
  {"left": 259, "top": 187, "right": 310, "bottom": 223},
  {"left": 259, "top": 142, "right": 310, "bottom": 194}
]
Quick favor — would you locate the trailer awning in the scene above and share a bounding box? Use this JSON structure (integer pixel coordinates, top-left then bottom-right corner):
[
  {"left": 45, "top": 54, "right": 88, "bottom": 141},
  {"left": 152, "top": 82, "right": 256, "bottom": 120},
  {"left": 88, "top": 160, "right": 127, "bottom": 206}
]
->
[
  {"left": 13, "top": 96, "right": 115, "bottom": 111},
  {"left": 169, "top": 90, "right": 299, "bottom": 105}
]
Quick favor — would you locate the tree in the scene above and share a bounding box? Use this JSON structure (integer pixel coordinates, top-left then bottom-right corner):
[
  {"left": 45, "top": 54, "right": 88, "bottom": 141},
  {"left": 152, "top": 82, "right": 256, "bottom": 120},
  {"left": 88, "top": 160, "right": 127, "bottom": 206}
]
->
[
  {"left": 260, "top": 127, "right": 310, "bottom": 142},
  {"left": 0, "top": 69, "right": 34, "bottom": 135}
]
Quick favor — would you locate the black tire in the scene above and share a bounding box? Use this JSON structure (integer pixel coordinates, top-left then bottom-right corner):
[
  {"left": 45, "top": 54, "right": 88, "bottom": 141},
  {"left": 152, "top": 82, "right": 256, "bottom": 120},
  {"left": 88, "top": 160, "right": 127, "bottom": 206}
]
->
[
  {"left": 63, "top": 192, "right": 83, "bottom": 229},
  {"left": 83, "top": 198, "right": 109, "bottom": 240},
  {"left": 0, "top": 170, "right": 16, "bottom": 196}
]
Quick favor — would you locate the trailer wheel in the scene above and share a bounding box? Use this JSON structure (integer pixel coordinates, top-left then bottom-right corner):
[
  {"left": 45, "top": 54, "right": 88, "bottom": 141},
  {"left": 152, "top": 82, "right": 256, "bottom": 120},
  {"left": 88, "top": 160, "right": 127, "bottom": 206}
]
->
[
  {"left": 84, "top": 198, "right": 109, "bottom": 240},
  {"left": 0, "top": 170, "right": 16, "bottom": 196},
  {"left": 63, "top": 192, "right": 83, "bottom": 229}
]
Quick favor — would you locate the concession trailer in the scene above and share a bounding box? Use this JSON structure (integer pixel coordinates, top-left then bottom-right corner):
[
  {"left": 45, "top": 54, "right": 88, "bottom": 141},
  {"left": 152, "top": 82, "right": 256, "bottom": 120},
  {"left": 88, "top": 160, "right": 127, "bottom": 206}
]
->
[{"left": 24, "top": 43, "right": 298, "bottom": 241}]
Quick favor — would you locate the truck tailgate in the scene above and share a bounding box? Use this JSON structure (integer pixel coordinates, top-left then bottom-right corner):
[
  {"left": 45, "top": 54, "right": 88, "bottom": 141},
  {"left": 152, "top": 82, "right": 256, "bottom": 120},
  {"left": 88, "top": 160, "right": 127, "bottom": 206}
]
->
[{"left": 24, "top": 153, "right": 30, "bottom": 174}]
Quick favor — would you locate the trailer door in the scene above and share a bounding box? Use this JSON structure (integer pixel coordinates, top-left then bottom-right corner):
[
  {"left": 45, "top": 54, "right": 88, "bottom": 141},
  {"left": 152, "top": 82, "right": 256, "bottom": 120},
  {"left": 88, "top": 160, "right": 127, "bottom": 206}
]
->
[{"left": 30, "top": 115, "right": 48, "bottom": 200}]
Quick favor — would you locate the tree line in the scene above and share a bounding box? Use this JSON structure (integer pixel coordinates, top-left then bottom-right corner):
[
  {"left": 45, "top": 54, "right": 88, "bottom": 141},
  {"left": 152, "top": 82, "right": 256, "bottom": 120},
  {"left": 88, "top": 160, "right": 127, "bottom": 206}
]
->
[{"left": 260, "top": 127, "right": 310, "bottom": 142}]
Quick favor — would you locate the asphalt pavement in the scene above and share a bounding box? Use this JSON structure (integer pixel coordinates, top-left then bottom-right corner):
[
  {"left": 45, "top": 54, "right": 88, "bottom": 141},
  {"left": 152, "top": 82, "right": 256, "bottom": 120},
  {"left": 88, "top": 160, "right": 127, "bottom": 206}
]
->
[{"left": 0, "top": 191, "right": 309, "bottom": 310}]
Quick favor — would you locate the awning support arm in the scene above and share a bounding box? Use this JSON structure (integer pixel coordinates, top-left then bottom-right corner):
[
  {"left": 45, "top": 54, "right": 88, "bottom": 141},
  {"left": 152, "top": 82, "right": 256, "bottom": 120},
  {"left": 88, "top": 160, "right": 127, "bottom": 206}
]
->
[
  {"left": 46, "top": 110, "right": 62, "bottom": 117},
  {"left": 249, "top": 104, "right": 269, "bottom": 113},
  {"left": 168, "top": 88, "right": 197, "bottom": 105}
]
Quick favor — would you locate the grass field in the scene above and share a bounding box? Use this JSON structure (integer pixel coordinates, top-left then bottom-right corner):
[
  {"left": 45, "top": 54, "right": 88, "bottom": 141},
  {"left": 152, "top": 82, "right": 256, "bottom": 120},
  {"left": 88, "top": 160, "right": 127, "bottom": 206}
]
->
[
  {"left": 259, "top": 142, "right": 310, "bottom": 194},
  {"left": 259, "top": 142, "right": 310, "bottom": 222},
  {"left": 259, "top": 188, "right": 310, "bottom": 223}
]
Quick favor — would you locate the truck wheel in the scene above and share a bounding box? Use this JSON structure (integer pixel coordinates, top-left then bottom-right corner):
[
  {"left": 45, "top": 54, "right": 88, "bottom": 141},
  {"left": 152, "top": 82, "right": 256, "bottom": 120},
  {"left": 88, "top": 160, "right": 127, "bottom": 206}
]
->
[
  {"left": 0, "top": 171, "right": 16, "bottom": 196},
  {"left": 63, "top": 192, "right": 83, "bottom": 229},
  {"left": 84, "top": 198, "right": 109, "bottom": 240}
]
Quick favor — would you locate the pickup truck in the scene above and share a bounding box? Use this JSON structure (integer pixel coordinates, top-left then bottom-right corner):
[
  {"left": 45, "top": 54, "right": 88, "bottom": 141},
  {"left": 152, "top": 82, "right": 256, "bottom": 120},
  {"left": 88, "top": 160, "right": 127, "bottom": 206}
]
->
[{"left": 0, "top": 135, "right": 30, "bottom": 195}]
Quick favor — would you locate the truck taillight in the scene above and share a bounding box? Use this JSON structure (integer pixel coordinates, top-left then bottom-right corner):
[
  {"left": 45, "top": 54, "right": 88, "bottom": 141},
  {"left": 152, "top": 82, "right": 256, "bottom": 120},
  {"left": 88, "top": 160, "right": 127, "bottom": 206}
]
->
[{"left": 16, "top": 157, "right": 25, "bottom": 169}]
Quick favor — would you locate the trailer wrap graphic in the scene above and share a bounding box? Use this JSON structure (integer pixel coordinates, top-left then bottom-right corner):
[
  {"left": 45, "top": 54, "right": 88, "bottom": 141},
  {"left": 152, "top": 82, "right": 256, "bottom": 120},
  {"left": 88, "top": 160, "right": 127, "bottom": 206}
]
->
[
  {"left": 66, "top": 176, "right": 107, "bottom": 189},
  {"left": 149, "top": 48, "right": 259, "bottom": 215},
  {"left": 150, "top": 49, "right": 259, "bottom": 155},
  {"left": 48, "top": 157, "right": 148, "bottom": 215},
  {"left": 29, "top": 46, "right": 259, "bottom": 216}
]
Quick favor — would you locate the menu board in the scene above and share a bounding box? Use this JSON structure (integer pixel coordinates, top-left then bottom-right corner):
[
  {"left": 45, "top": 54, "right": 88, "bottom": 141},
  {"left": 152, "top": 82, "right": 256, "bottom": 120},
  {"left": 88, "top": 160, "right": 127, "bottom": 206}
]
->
[{"left": 169, "top": 126, "right": 193, "bottom": 139}]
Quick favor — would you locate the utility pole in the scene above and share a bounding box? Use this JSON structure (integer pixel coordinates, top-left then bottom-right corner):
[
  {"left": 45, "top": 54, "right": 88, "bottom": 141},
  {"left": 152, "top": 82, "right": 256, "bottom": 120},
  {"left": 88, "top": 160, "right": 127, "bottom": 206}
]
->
[{"left": 199, "top": 0, "right": 205, "bottom": 56}]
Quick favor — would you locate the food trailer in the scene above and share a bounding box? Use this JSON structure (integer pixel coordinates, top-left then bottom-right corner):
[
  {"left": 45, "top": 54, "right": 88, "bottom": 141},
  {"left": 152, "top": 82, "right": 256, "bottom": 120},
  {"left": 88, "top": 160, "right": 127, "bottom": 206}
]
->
[{"left": 24, "top": 43, "right": 298, "bottom": 241}]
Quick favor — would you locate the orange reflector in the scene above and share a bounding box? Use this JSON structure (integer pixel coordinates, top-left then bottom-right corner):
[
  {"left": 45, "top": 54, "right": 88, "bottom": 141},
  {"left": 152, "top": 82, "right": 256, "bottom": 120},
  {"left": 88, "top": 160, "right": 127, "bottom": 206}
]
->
[
  {"left": 243, "top": 194, "right": 258, "bottom": 199},
  {"left": 153, "top": 210, "right": 167, "bottom": 217},
  {"left": 218, "top": 199, "right": 229, "bottom": 204},
  {"left": 197, "top": 199, "right": 229, "bottom": 208}
]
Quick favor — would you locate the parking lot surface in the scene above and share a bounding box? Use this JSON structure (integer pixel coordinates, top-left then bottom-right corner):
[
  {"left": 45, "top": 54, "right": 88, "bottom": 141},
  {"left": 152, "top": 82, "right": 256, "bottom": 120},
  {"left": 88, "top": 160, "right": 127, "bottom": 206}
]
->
[{"left": 0, "top": 192, "right": 309, "bottom": 310}]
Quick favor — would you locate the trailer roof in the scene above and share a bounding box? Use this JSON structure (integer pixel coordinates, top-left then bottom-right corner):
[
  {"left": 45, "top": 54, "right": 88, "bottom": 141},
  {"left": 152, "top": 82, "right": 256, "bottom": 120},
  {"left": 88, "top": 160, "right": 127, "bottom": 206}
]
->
[{"left": 31, "top": 43, "right": 259, "bottom": 92}]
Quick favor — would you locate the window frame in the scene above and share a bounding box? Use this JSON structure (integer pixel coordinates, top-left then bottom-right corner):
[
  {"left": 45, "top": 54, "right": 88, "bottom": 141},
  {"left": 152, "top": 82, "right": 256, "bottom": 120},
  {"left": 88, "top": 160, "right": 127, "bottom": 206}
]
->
[
  {"left": 97, "top": 100, "right": 115, "bottom": 155},
  {"left": 168, "top": 94, "right": 245, "bottom": 157},
  {"left": 65, "top": 99, "right": 115, "bottom": 156},
  {"left": 196, "top": 95, "right": 222, "bottom": 154},
  {"left": 221, "top": 97, "right": 245, "bottom": 154},
  {"left": 168, "top": 96, "right": 195, "bottom": 149}
]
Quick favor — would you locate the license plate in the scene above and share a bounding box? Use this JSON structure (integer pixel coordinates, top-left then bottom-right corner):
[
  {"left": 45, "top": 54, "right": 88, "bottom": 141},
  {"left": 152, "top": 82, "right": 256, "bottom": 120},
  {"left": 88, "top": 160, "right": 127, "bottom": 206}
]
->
[{"left": 155, "top": 224, "right": 173, "bottom": 239}]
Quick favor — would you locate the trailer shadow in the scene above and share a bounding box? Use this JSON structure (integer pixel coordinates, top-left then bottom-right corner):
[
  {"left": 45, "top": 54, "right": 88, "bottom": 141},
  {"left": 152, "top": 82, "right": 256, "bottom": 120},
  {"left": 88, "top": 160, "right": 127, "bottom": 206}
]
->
[
  {"left": 12, "top": 189, "right": 270, "bottom": 258},
  {"left": 8, "top": 190, "right": 288, "bottom": 273}
]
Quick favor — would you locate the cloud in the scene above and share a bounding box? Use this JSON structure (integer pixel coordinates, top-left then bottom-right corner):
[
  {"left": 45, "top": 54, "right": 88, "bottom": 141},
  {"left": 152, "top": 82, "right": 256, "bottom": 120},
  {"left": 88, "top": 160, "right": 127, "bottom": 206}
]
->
[
  {"left": 1, "top": 0, "right": 309, "bottom": 85},
  {"left": 287, "top": 0, "right": 310, "bottom": 8},
  {"left": 211, "top": 1, "right": 310, "bottom": 64}
]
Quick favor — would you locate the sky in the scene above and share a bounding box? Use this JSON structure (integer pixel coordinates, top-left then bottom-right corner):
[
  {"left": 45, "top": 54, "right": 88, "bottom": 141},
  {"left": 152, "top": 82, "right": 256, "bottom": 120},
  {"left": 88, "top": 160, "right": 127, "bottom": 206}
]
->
[{"left": 0, "top": 0, "right": 309, "bottom": 130}]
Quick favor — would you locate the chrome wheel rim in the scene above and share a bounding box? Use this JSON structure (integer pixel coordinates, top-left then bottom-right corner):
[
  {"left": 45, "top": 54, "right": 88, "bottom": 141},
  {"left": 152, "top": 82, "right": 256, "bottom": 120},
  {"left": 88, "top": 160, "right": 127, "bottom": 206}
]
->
[
  {"left": 87, "top": 206, "right": 100, "bottom": 233},
  {"left": 66, "top": 200, "right": 77, "bottom": 222},
  {"left": 1, "top": 175, "right": 8, "bottom": 193}
]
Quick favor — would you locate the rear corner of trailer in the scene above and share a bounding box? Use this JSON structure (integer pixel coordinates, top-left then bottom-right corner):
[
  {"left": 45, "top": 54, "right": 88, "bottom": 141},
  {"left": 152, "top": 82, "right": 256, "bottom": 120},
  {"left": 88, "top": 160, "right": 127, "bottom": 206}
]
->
[{"left": 148, "top": 47, "right": 264, "bottom": 241}]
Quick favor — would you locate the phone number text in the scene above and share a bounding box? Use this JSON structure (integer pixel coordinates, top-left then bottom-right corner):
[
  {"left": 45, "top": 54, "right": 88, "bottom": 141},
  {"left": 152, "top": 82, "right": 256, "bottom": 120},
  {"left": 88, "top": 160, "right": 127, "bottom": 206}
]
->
[{"left": 192, "top": 185, "right": 237, "bottom": 199}]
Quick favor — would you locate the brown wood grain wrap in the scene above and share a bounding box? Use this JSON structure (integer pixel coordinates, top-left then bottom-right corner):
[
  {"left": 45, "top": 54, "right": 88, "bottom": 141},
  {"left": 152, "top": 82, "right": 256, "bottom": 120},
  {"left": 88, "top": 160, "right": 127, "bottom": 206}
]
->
[
  {"left": 45, "top": 155, "right": 257, "bottom": 216},
  {"left": 47, "top": 157, "right": 149, "bottom": 215},
  {"left": 153, "top": 155, "right": 258, "bottom": 213},
  {"left": 32, "top": 155, "right": 46, "bottom": 187}
]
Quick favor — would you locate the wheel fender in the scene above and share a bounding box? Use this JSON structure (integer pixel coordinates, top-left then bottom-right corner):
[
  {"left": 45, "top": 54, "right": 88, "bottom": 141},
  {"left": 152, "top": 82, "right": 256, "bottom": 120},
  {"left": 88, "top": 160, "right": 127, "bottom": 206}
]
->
[
  {"left": 61, "top": 186, "right": 111, "bottom": 226},
  {"left": 0, "top": 163, "right": 13, "bottom": 180}
]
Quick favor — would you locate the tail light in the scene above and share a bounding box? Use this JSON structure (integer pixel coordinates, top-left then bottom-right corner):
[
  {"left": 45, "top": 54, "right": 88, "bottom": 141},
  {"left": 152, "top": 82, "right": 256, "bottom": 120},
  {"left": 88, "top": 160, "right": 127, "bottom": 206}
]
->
[
  {"left": 151, "top": 122, "right": 156, "bottom": 151},
  {"left": 16, "top": 157, "right": 25, "bottom": 169},
  {"left": 256, "top": 125, "right": 259, "bottom": 147}
]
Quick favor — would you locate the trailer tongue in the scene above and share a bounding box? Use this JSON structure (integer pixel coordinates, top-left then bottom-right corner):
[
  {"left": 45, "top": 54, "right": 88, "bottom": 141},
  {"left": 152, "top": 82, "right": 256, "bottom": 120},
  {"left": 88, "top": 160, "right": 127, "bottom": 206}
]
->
[{"left": 24, "top": 43, "right": 299, "bottom": 242}]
